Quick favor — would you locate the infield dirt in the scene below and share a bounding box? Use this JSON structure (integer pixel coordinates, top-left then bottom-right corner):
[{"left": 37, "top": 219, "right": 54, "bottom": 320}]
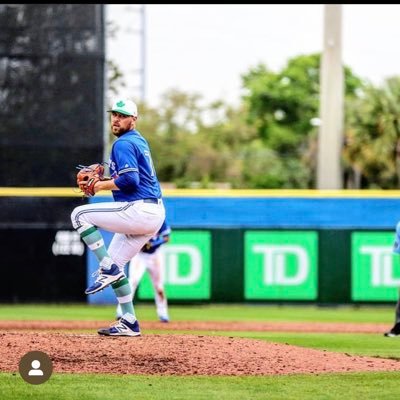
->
[{"left": 1, "top": 320, "right": 399, "bottom": 376}]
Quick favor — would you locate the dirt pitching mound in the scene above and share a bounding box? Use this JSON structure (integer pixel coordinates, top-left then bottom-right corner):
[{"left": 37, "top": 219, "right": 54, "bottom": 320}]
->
[{"left": 1, "top": 329, "right": 399, "bottom": 376}]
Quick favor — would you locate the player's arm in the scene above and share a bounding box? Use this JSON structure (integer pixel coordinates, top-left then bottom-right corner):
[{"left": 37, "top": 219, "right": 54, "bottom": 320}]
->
[
  {"left": 142, "top": 231, "right": 170, "bottom": 253},
  {"left": 94, "top": 178, "right": 120, "bottom": 193},
  {"left": 147, "top": 233, "right": 170, "bottom": 248},
  {"left": 93, "top": 169, "right": 139, "bottom": 193}
]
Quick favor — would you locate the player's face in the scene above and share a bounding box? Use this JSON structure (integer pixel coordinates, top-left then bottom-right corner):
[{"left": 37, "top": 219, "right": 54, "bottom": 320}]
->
[{"left": 110, "top": 112, "right": 135, "bottom": 137}]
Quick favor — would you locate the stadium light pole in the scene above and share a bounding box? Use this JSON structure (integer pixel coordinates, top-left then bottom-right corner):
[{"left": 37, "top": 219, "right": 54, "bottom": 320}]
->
[
  {"left": 317, "top": 4, "right": 344, "bottom": 189},
  {"left": 139, "top": 4, "right": 146, "bottom": 102},
  {"left": 129, "top": 4, "right": 146, "bottom": 103}
]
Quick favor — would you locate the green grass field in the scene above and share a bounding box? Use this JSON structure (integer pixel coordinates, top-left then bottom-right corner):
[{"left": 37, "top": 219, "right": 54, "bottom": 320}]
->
[
  {"left": 1, "top": 303, "right": 400, "bottom": 399},
  {"left": 0, "top": 302, "right": 396, "bottom": 322}
]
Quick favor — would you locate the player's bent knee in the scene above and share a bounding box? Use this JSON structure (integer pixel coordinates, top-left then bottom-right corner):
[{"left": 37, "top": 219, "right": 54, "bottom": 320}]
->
[{"left": 70, "top": 205, "right": 88, "bottom": 230}]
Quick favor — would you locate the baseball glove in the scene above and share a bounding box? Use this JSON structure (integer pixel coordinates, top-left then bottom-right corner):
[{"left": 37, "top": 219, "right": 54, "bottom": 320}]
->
[{"left": 76, "top": 163, "right": 106, "bottom": 197}]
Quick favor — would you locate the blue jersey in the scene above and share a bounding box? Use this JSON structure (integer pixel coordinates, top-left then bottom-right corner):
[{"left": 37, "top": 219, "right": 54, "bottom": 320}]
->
[
  {"left": 142, "top": 220, "right": 171, "bottom": 254},
  {"left": 108, "top": 129, "right": 162, "bottom": 202}
]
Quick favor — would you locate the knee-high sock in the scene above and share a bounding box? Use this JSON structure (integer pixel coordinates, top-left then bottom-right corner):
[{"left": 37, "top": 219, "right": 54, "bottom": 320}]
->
[
  {"left": 78, "top": 225, "right": 113, "bottom": 270},
  {"left": 112, "top": 278, "right": 135, "bottom": 317}
]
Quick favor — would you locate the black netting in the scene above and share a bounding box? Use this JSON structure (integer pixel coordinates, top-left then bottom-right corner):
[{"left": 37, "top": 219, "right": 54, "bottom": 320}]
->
[{"left": 0, "top": 4, "right": 105, "bottom": 186}]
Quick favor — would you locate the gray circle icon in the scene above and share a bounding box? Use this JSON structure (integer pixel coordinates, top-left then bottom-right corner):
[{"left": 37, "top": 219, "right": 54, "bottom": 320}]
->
[{"left": 19, "top": 351, "right": 53, "bottom": 384}]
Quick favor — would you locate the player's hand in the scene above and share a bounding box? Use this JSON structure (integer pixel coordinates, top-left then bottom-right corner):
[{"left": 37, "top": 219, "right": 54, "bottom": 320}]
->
[{"left": 142, "top": 242, "right": 153, "bottom": 251}]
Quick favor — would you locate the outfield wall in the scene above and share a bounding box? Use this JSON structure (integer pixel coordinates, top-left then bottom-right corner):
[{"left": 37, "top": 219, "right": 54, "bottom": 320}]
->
[
  {"left": 1, "top": 189, "right": 400, "bottom": 304},
  {"left": 87, "top": 190, "right": 400, "bottom": 305}
]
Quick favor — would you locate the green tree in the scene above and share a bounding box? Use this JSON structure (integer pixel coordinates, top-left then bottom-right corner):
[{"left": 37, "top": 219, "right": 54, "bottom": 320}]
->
[
  {"left": 343, "top": 77, "right": 400, "bottom": 188},
  {"left": 241, "top": 53, "right": 364, "bottom": 188},
  {"left": 109, "top": 53, "right": 391, "bottom": 190}
]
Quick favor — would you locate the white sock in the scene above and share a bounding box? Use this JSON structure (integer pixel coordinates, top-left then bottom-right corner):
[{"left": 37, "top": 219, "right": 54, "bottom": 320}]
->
[
  {"left": 122, "top": 313, "right": 136, "bottom": 323},
  {"left": 99, "top": 257, "right": 113, "bottom": 270}
]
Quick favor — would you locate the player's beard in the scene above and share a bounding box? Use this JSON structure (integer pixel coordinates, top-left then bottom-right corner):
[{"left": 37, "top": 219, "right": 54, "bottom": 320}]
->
[{"left": 112, "top": 125, "right": 126, "bottom": 137}]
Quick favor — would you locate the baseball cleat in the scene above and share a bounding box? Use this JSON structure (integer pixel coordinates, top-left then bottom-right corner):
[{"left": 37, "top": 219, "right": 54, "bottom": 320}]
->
[
  {"left": 159, "top": 315, "right": 170, "bottom": 323},
  {"left": 85, "top": 264, "right": 125, "bottom": 295},
  {"left": 98, "top": 316, "right": 141, "bottom": 337},
  {"left": 384, "top": 322, "right": 400, "bottom": 337}
]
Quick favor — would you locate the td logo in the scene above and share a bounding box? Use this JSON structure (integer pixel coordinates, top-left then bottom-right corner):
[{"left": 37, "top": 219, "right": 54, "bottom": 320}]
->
[
  {"left": 138, "top": 231, "right": 211, "bottom": 300},
  {"left": 253, "top": 245, "right": 309, "bottom": 285},
  {"left": 352, "top": 232, "right": 400, "bottom": 301},
  {"left": 164, "top": 245, "right": 202, "bottom": 285},
  {"left": 360, "top": 246, "right": 400, "bottom": 286},
  {"left": 245, "top": 231, "right": 318, "bottom": 300}
]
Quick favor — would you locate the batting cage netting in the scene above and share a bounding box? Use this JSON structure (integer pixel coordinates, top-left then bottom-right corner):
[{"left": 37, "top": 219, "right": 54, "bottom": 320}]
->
[{"left": 0, "top": 4, "right": 105, "bottom": 186}]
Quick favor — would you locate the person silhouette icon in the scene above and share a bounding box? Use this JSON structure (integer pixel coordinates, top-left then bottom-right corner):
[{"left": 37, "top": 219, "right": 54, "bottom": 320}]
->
[
  {"left": 19, "top": 350, "right": 53, "bottom": 384},
  {"left": 28, "top": 360, "right": 44, "bottom": 376}
]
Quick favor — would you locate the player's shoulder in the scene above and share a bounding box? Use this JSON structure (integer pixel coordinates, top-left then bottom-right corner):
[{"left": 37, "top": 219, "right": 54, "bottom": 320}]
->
[{"left": 113, "top": 132, "right": 142, "bottom": 149}]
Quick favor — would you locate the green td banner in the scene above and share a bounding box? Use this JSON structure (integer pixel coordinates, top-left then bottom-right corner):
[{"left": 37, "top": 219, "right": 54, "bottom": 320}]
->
[
  {"left": 244, "top": 231, "right": 318, "bottom": 300},
  {"left": 352, "top": 232, "right": 400, "bottom": 301},
  {"left": 137, "top": 231, "right": 211, "bottom": 300}
]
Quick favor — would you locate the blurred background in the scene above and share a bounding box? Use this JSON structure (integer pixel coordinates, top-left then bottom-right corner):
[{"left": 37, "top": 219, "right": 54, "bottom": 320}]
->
[{"left": 1, "top": 4, "right": 400, "bottom": 308}]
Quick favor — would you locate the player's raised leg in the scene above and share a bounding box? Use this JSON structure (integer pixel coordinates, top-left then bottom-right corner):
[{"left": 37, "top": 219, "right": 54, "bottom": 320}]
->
[{"left": 71, "top": 206, "right": 125, "bottom": 294}]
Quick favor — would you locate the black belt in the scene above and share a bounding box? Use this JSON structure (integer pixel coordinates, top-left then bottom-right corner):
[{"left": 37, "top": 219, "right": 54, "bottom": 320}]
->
[{"left": 143, "top": 198, "right": 159, "bottom": 204}]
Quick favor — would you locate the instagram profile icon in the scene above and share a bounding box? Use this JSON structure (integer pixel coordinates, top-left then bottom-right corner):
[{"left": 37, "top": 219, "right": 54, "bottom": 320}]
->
[{"left": 19, "top": 351, "right": 53, "bottom": 384}]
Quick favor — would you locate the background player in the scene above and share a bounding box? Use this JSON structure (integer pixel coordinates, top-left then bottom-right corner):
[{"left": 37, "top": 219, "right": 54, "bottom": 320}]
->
[
  {"left": 117, "top": 219, "right": 171, "bottom": 322},
  {"left": 385, "top": 224, "right": 400, "bottom": 337}
]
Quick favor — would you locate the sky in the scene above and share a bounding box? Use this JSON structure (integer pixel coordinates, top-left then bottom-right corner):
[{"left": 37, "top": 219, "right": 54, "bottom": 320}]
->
[{"left": 106, "top": 4, "right": 400, "bottom": 108}]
